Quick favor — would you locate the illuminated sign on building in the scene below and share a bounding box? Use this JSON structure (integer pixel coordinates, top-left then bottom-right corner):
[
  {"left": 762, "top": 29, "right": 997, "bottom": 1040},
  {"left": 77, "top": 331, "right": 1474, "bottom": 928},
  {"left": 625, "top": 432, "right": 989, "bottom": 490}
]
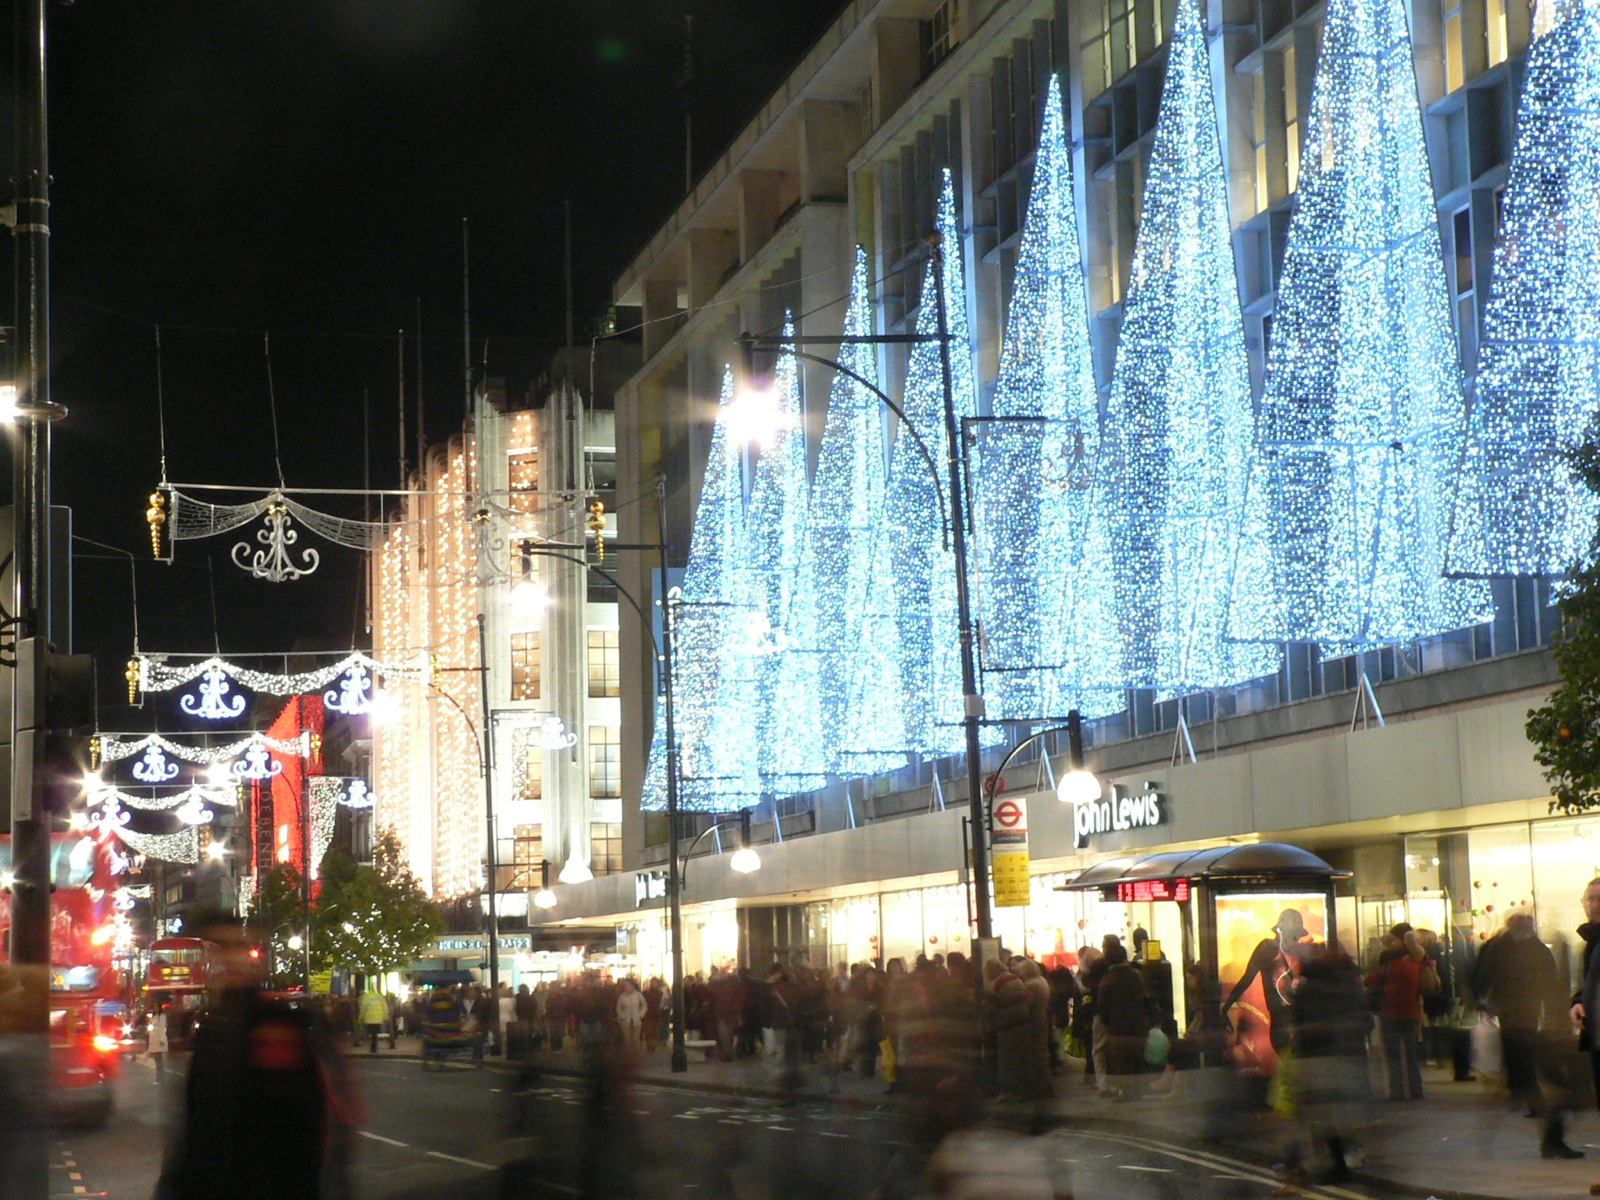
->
[
  {"left": 635, "top": 870, "right": 669, "bottom": 908},
  {"left": 1073, "top": 783, "right": 1167, "bottom": 849},
  {"left": 1109, "top": 877, "right": 1191, "bottom": 903}
]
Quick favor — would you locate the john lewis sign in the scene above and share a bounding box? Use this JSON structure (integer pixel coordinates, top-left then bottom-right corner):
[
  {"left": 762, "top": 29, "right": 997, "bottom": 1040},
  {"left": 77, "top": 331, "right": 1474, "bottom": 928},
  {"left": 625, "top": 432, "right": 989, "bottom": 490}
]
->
[{"left": 1073, "top": 783, "right": 1167, "bottom": 849}]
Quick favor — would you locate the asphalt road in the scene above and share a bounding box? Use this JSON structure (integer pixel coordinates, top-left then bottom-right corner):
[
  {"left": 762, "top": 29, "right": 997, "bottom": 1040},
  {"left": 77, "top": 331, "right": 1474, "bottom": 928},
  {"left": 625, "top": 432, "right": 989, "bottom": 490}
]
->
[{"left": 49, "top": 1053, "right": 1407, "bottom": 1200}]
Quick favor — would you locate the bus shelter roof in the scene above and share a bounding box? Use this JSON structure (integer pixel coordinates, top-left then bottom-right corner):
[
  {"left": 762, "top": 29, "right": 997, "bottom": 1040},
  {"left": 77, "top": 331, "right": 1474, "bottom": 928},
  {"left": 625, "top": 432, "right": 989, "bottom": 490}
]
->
[{"left": 1058, "top": 842, "right": 1346, "bottom": 891}]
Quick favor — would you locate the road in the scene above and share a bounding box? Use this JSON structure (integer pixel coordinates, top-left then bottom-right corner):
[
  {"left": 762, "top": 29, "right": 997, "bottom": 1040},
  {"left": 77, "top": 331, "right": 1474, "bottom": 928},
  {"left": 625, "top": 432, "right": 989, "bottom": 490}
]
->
[{"left": 50, "top": 1052, "right": 1403, "bottom": 1200}]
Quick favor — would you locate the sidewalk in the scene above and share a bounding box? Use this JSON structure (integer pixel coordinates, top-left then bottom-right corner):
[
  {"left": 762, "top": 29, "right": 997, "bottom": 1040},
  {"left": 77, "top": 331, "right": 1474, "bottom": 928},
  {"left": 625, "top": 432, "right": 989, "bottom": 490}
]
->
[{"left": 342, "top": 1037, "right": 1600, "bottom": 1200}]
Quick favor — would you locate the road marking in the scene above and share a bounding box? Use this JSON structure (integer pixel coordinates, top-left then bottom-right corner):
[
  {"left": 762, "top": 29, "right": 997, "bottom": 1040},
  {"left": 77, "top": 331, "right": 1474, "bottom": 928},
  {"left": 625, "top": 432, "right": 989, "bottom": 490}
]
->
[
  {"left": 425, "top": 1150, "right": 494, "bottom": 1170},
  {"left": 69, "top": 1172, "right": 82, "bottom": 1180},
  {"left": 358, "top": 1131, "right": 410, "bottom": 1148},
  {"left": 1061, "top": 1130, "right": 1355, "bottom": 1200},
  {"left": 819, "top": 1131, "right": 848, "bottom": 1139},
  {"left": 1117, "top": 1165, "right": 1175, "bottom": 1173}
]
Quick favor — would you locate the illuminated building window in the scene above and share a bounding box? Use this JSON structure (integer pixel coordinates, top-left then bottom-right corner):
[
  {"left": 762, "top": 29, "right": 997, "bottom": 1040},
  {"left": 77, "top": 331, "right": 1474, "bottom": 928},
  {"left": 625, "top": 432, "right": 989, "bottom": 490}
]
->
[
  {"left": 1284, "top": 45, "right": 1301, "bottom": 195},
  {"left": 508, "top": 449, "right": 540, "bottom": 514},
  {"left": 500, "top": 824, "right": 542, "bottom": 892},
  {"left": 587, "top": 629, "right": 620, "bottom": 698},
  {"left": 590, "top": 822, "right": 622, "bottom": 877},
  {"left": 1488, "top": 0, "right": 1508, "bottom": 66},
  {"left": 511, "top": 631, "right": 541, "bottom": 701},
  {"left": 1443, "top": 0, "right": 1465, "bottom": 93},
  {"left": 588, "top": 726, "right": 621, "bottom": 798},
  {"left": 1252, "top": 70, "right": 1269, "bottom": 214},
  {"left": 516, "top": 733, "right": 543, "bottom": 800}
]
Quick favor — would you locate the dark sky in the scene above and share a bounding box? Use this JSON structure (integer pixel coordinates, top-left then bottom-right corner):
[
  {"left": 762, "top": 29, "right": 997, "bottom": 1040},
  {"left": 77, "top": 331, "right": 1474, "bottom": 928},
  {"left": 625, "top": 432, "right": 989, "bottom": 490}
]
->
[{"left": 6, "top": 0, "right": 845, "bottom": 719}]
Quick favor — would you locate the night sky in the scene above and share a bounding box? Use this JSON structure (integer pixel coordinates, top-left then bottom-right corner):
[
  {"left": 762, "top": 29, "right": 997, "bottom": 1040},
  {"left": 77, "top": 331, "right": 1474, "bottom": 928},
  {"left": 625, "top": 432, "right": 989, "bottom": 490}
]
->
[{"left": 7, "top": 0, "right": 844, "bottom": 721}]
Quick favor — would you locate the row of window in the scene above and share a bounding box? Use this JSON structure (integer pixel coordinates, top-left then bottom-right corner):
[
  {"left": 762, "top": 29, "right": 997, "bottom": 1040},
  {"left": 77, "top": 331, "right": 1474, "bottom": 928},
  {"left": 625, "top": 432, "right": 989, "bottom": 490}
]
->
[
  {"left": 512, "top": 724, "right": 621, "bottom": 801},
  {"left": 501, "top": 821, "right": 623, "bottom": 888},
  {"left": 508, "top": 629, "right": 620, "bottom": 702}
]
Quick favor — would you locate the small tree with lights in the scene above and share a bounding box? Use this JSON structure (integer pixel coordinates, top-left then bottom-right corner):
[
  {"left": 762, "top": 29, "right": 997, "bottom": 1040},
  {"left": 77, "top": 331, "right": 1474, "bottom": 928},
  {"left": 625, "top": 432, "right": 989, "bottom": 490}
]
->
[
  {"left": 311, "top": 829, "right": 443, "bottom": 981},
  {"left": 1526, "top": 419, "right": 1600, "bottom": 814}
]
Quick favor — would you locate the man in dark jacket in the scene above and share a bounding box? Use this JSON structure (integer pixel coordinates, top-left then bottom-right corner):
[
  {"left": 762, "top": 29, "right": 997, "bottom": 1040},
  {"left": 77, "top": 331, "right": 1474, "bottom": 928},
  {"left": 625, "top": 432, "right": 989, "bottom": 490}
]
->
[{"left": 1570, "top": 877, "right": 1600, "bottom": 1192}]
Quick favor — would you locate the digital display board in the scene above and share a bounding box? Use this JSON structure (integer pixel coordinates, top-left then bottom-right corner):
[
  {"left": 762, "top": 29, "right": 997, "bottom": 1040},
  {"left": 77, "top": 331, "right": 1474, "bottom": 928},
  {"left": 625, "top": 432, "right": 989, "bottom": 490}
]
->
[{"left": 1109, "top": 877, "right": 1191, "bottom": 903}]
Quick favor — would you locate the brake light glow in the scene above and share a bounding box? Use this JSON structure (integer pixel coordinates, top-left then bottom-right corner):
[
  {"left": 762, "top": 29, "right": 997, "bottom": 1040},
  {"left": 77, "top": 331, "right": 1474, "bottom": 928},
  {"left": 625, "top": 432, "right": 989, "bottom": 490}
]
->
[
  {"left": 91, "top": 1034, "right": 119, "bottom": 1054},
  {"left": 89, "top": 923, "right": 117, "bottom": 946}
]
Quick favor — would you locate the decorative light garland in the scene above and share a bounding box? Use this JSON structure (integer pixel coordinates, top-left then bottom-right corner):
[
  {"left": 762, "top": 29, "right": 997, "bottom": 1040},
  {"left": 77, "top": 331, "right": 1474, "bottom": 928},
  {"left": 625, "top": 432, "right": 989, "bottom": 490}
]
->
[
  {"left": 308, "top": 777, "right": 341, "bottom": 877},
  {"left": 130, "top": 745, "right": 180, "bottom": 783},
  {"left": 97, "top": 732, "right": 312, "bottom": 767},
  {"left": 136, "top": 651, "right": 420, "bottom": 699},
  {"left": 112, "top": 825, "right": 199, "bottom": 865},
  {"left": 88, "top": 784, "right": 239, "bottom": 812}
]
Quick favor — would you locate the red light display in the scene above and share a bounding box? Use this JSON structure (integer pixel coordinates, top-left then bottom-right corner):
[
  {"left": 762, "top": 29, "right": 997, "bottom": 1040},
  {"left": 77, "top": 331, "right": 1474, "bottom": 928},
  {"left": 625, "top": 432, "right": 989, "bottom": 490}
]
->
[{"left": 1114, "top": 878, "right": 1191, "bottom": 903}]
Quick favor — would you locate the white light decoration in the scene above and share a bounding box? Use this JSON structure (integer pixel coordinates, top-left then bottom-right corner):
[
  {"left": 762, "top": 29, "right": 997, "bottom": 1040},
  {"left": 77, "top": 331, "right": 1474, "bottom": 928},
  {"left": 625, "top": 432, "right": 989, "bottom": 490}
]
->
[
  {"left": 232, "top": 744, "right": 283, "bottom": 781},
  {"left": 323, "top": 664, "right": 374, "bottom": 715},
  {"left": 130, "top": 745, "right": 180, "bottom": 784},
  {"left": 1095, "top": 8, "right": 1281, "bottom": 692},
  {"left": 1230, "top": 0, "right": 1490, "bottom": 645},
  {"left": 97, "top": 730, "right": 313, "bottom": 766},
  {"left": 172, "top": 794, "right": 214, "bottom": 826},
  {"left": 179, "top": 666, "right": 247, "bottom": 720},
  {"left": 884, "top": 171, "right": 1003, "bottom": 756},
  {"left": 89, "top": 801, "right": 131, "bottom": 832},
  {"left": 537, "top": 714, "right": 579, "bottom": 751},
  {"left": 972, "top": 75, "right": 1120, "bottom": 719},
  {"left": 137, "top": 651, "right": 419, "bottom": 698},
  {"left": 88, "top": 784, "right": 239, "bottom": 812},
  {"left": 341, "top": 778, "right": 374, "bottom": 809},
  {"left": 809, "top": 247, "right": 910, "bottom": 775},
  {"left": 113, "top": 825, "right": 199, "bottom": 864},
  {"left": 1449, "top": 2, "right": 1600, "bottom": 578},
  {"left": 745, "top": 318, "right": 828, "bottom": 794},
  {"left": 231, "top": 493, "right": 320, "bottom": 582},
  {"left": 309, "top": 776, "right": 340, "bottom": 878},
  {"left": 644, "top": 369, "right": 762, "bottom": 812}
]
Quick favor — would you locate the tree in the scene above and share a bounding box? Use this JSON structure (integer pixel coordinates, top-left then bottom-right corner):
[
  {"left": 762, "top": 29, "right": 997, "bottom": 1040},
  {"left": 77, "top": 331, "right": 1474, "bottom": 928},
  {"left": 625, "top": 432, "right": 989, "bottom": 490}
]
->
[
  {"left": 973, "top": 74, "right": 1119, "bottom": 719},
  {"left": 1230, "top": 0, "right": 1488, "bottom": 646},
  {"left": 310, "top": 829, "right": 443, "bottom": 978},
  {"left": 1098, "top": 0, "right": 1278, "bottom": 692},
  {"left": 810, "top": 248, "right": 909, "bottom": 775},
  {"left": 1450, "top": 2, "right": 1600, "bottom": 578},
  {"left": 247, "top": 862, "right": 309, "bottom": 988}
]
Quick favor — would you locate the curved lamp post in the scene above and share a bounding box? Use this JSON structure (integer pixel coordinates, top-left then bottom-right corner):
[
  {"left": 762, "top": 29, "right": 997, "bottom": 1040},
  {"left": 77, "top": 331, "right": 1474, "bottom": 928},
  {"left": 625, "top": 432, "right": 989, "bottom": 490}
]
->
[{"left": 982, "top": 708, "right": 1101, "bottom": 813}]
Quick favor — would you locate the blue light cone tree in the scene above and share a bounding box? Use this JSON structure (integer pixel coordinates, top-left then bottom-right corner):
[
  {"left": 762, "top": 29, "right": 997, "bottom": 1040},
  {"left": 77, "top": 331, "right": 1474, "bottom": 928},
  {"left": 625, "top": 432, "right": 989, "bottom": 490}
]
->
[
  {"left": 1449, "top": 1, "right": 1600, "bottom": 578},
  {"left": 1099, "top": 0, "right": 1279, "bottom": 691},
  {"left": 886, "top": 170, "right": 1002, "bottom": 756},
  {"left": 974, "top": 74, "right": 1121, "bottom": 720},
  {"left": 747, "top": 321, "right": 829, "bottom": 794},
  {"left": 1230, "top": 0, "right": 1489, "bottom": 645},
  {"left": 811, "top": 250, "right": 910, "bottom": 775},
  {"left": 642, "top": 367, "right": 761, "bottom": 812}
]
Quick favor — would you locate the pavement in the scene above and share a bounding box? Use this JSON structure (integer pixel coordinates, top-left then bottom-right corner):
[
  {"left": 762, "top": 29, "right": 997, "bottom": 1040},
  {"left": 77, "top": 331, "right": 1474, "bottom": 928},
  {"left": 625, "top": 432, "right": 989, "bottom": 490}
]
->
[{"left": 340, "top": 1034, "right": 1600, "bottom": 1200}]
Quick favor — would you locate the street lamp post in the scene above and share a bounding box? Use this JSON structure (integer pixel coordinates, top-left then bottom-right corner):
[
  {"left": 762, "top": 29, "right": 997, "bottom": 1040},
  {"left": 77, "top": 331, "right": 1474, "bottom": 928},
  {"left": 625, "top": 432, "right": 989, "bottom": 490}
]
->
[
  {"left": 475, "top": 613, "right": 502, "bottom": 1053},
  {"left": 980, "top": 709, "right": 1102, "bottom": 815},
  {"left": 736, "top": 231, "right": 995, "bottom": 941}
]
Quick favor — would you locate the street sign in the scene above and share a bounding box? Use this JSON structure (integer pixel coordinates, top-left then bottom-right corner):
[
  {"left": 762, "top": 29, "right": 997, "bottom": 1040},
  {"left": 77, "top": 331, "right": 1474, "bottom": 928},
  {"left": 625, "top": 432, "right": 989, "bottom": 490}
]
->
[{"left": 991, "top": 796, "right": 1030, "bottom": 907}]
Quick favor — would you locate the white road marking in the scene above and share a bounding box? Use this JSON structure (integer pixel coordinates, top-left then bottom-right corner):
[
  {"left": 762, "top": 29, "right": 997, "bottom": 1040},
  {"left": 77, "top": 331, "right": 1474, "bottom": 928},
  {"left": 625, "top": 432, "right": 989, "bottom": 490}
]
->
[
  {"left": 425, "top": 1150, "right": 494, "bottom": 1170},
  {"left": 358, "top": 1132, "right": 410, "bottom": 1148},
  {"left": 1117, "top": 1165, "right": 1175, "bottom": 1173}
]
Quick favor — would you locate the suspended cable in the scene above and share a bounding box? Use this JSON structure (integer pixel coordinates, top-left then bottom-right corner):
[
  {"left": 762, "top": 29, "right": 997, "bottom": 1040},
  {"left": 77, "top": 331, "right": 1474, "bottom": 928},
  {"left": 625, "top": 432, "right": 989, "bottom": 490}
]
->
[{"left": 264, "top": 332, "right": 286, "bottom": 488}]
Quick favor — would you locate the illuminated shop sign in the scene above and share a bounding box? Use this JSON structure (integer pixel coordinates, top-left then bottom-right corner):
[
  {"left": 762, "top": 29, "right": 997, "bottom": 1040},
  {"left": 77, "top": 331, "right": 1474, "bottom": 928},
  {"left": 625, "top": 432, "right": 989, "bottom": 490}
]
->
[
  {"left": 1073, "top": 783, "right": 1167, "bottom": 849},
  {"left": 634, "top": 870, "right": 669, "bottom": 908},
  {"left": 436, "top": 934, "right": 533, "bottom": 953}
]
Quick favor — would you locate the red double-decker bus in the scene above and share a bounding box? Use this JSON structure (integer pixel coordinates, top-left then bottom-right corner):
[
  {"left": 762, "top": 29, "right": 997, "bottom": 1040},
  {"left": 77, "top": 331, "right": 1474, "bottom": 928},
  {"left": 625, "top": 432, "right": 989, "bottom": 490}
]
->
[{"left": 0, "top": 832, "right": 125, "bottom": 1126}]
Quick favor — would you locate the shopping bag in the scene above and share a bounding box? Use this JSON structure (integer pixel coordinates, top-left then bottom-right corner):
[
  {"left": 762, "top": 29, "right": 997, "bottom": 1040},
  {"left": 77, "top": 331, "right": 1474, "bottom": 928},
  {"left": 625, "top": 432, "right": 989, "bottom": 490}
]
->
[
  {"left": 1144, "top": 1027, "right": 1170, "bottom": 1067},
  {"left": 879, "top": 1037, "right": 897, "bottom": 1084},
  {"left": 1471, "top": 1012, "right": 1502, "bottom": 1076}
]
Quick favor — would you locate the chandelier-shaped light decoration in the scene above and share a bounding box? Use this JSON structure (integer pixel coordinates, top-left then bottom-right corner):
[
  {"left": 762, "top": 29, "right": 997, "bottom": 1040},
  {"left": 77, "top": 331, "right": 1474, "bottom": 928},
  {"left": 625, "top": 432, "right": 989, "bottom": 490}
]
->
[
  {"left": 138, "top": 651, "right": 417, "bottom": 698},
  {"left": 1230, "top": 0, "right": 1490, "bottom": 645},
  {"left": 130, "top": 746, "right": 180, "bottom": 784},
  {"left": 97, "top": 730, "right": 311, "bottom": 767},
  {"left": 89, "top": 800, "right": 131, "bottom": 832},
  {"left": 172, "top": 794, "right": 214, "bottom": 826},
  {"left": 231, "top": 493, "right": 320, "bottom": 582},
  {"left": 341, "top": 779, "right": 375, "bottom": 809},
  {"left": 180, "top": 666, "right": 248, "bottom": 720},
  {"left": 232, "top": 744, "right": 283, "bottom": 781},
  {"left": 537, "top": 715, "right": 579, "bottom": 751},
  {"left": 323, "top": 664, "right": 373, "bottom": 715}
]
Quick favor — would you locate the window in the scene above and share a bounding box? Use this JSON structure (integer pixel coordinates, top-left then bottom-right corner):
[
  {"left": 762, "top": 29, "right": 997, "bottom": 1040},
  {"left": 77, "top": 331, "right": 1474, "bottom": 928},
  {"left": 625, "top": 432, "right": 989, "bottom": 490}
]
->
[
  {"left": 589, "top": 726, "right": 621, "bottom": 799},
  {"left": 1453, "top": 208, "right": 1474, "bottom": 297},
  {"left": 508, "top": 449, "right": 540, "bottom": 514},
  {"left": 1442, "top": 0, "right": 1465, "bottom": 93},
  {"left": 1488, "top": 0, "right": 1509, "bottom": 66},
  {"left": 500, "top": 824, "right": 543, "bottom": 892},
  {"left": 921, "top": 0, "right": 961, "bottom": 76},
  {"left": 1284, "top": 46, "right": 1301, "bottom": 195},
  {"left": 1252, "top": 70, "right": 1270, "bottom": 214},
  {"left": 591, "top": 822, "right": 623, "bottom": 877},
  {"left": 511, "top": 631, "right": 541, "bottom": 701},
  {"left": 587, "top": 630, "right": 620, "bottom": 698},
  {"left": 515, "top": 730, "right": 543, "bottom": 800}
]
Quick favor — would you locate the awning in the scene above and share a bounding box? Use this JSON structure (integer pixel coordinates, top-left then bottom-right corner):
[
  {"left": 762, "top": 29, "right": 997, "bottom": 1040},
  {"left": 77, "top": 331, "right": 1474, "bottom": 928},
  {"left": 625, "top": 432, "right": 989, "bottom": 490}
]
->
[
  {"left": 410, "top": 969, "right": 475, "bottom": 986},
  {"left": 1059, "top": 842, "right": 1346, "bottom": 891}
]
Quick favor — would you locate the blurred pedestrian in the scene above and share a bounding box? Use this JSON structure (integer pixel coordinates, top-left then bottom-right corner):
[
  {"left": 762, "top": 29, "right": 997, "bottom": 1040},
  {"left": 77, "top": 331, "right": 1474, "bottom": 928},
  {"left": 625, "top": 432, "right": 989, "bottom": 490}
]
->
[
  {"left": 1277, "top": 942, "right": 1371, "bottom": 1190},
  {"left": 1572, "top": 877, "right": 1600, "bottom": 1194},
  {"left": 357, "top": 984, "right": 388, "bottom": 1054},
  {"left": 1097, "top": 942, "right": 1152, "bottom": 1099},
  {"left": 1365, "top": 922, "right": 1425, "bottom": 1101},
  {"left": 149, "top": 1003, "right": 171, "bottom": 1082},
  {"left": 615, "top": 978, "right": 646, "bottom": 1050}
]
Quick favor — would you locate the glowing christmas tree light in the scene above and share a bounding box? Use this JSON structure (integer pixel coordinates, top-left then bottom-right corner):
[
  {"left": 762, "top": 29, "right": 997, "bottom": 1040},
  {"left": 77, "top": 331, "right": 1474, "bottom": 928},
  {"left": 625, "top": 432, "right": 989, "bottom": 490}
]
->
[
  {"left": 746, "top": 320, "right": 829, "bottom": 794},
  {"left": 1230, "top": 0, "right": 1490, "bottom": 645},
  {"left": 811, "top": 250, "right": 910, "bottom": 774},
  {"left": 971, "top": 74, "right": 1121, "bottom": 719},
  {"left": 886, "top": 171, "right": 1002, "bottom": 756},
  {"left": 1449, "top": 1, "right": 1600, "bottom": 578},
  {"left": 642, "top": 368, "right": 761, "bottom": 812},
  {"left": 1098, "top": 4, "right": 1279, "bottom": 691}
]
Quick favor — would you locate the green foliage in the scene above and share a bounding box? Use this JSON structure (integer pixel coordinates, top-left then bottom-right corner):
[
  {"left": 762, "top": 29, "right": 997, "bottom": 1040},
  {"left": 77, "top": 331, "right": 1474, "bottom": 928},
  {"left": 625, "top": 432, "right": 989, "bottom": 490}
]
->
[
  {"left": 247, "top": 863, "right": 310, "bottom": 988},
  {"left": 310, "top": 829, "right": 443, "bottom": 977},
  {"left": 1527, "top": 416, "right": 1600, "bottom": 814}
]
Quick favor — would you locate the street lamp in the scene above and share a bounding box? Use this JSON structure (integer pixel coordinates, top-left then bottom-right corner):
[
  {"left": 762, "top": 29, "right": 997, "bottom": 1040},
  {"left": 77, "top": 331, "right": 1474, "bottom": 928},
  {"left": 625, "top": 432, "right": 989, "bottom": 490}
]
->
[
  {"left": 532, "top": 861, "right": 558, "bottom": 909},
  {"left": 735, "top": 231, "right": 995, "bottom": 942},
  {"left": 981, "top": 709, "right": 1101, "bottom": 813},
  {"left": 679, "top": 810, "right": 762, "bottom": 890}
]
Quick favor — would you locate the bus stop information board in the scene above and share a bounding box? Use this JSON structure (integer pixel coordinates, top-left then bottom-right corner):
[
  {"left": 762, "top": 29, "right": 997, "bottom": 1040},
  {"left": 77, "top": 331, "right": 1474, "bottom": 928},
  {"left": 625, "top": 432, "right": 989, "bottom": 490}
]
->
[
  {"left": 1104, "top": 878, "right": 1191, "bottom": 903},
  {"left": 991, "top": 797, "right": 1031, "bottom": 907}
]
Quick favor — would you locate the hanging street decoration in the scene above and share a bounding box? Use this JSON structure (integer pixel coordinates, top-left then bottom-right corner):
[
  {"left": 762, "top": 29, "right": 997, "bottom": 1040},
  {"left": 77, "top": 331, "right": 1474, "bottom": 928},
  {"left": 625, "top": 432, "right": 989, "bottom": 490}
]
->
[
  {"left": 1230, "top": 0, "right": 1489, "bottom": 646},
  {"left": 809, "top": 247, "right": 909, "bottom": 776},
  {"left": 130, "top": 745, "right": 180, "bottom": 784},
  {"left": 137, "top": 651, "right": 419, "bottom": 699},
  {"left": 96, "top": 731, "right": 312, "bottom": 767},
  {"left": 89, "top": 800, "right": 131, "bottom": 832},
  {"left": 971, "top": 74, "right": 1119, "bottom": 720},
  {"left": 172, "top": 794, "right": 215, "bottom": 825},
  {"left": 341, "top": 779, "right": 374, "bottom": 809},
  {"left": 88, "top": 784, "right": 239, "bottom": 812},
  {"left": 1449, "top": 2, "right": 1600, "bottom": 578},
  {"left": 323, "top": 664, "right": 374, "bottom": 715},
  {"left": 111, "top": 825, "right": 199, "bottom": 866},
  {"left": 232, "top": 493, "right": 319, "bottom": 581},
  {"left": 180, "top": 665, "right": 248, "bottom": 720},
  {"left": 1096, "top": 2, "right": 1280, "bottom": 692},
  {"left": 232, "top": 744, "right": 283, "bottom": 780},
  {"left": 537, "top": 715, "right": 579, "bottom": 751},
  {"left": 151, "top": 485, "right": 395, "bottom": 579}
]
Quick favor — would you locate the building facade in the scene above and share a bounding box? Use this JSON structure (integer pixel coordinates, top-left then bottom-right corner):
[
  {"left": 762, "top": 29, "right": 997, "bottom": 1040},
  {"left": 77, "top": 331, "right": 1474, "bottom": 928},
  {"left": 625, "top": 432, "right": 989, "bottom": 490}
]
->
[{"left": 529, "top": 0, "right": 1591, "bottom": 995}]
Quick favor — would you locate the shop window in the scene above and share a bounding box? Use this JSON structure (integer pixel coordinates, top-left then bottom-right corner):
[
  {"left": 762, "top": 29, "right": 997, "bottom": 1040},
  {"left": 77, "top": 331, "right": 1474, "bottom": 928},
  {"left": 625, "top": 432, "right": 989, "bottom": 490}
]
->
[
  {"left": 590, "top": 822, "right": 622, "bottom": 876},
  {"left": 587, "top": 629, "right": 620, "bottom": 698},
  {"left": 500, "top": 824, "right": 542, "bottom": 892},
  {"left": 588, "top": 726, "right": 621, "bottom": 798},
  {"left": 511, "top": 631, "right": 541, "bottom": 701}
]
